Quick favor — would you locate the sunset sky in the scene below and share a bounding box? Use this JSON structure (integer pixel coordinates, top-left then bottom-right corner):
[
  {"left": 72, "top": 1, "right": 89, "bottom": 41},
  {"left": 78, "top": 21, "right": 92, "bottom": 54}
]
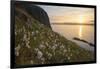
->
[{"left": 38, "top": 5, "right": 94, "bottom": 24}]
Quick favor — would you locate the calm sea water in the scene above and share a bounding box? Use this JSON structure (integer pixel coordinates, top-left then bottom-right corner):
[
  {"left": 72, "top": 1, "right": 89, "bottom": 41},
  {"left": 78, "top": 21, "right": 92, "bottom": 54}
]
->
[{"left": 51, "top": 24, "right": 94, "bottom": 52}]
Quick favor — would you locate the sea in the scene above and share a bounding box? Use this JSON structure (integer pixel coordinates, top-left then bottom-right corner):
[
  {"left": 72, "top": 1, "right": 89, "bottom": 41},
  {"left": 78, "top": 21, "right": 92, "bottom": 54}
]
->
[{"left": 51, "top": 24, "right": 95, "bottom": 52}]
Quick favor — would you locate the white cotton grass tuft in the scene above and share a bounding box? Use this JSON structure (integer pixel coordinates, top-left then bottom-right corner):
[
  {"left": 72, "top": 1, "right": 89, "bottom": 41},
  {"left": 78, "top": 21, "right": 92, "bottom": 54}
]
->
[
  {"left": 46, "top": 52, "right": 52, "bottom": 59},
  {"left": 30, "top": 60, "right": 34, "bottom": 64},
  {"left": 23, "top": 34, "right": 27, "bottom": 41},
  {"left": 15, "top": 44, "right": 21, "bottom": 56},
  {"left": 39, "top": 44, "right": 45, "bottom": 49},
  {"left": 63, "top": 49, "right": 67, "bottom": 53},
  {"left": 32, "top": 31, "right": 35, "bottom": 36},
  {"left": 37, "top": 50, "right": 43, "bottom": 59},
  {"left": 34, "top": 48, "right": 39, "bottom": 51},
  {"left": 16, "top": 51, "right": 19, "bottom": 56},
  {"left": 26, "top": 42, "right": 30, "bottom": 49},
  {"left": 45, "top": 42, "right": 48, "bottom": 46},
  {"left": 60, "top": 45, "right": 65, "bottom": 49},
  {"left": 68, "top": 56, "right": 70, "bottom": 60},
  {"left": 34, "top": 48, "right": 43, "bottom": 59},
  {"left": 52, "top": 46, "right": 56, "bottom": 51},
  {"left": 36, "top": 30, "right": 39, "bottom": 34},
  {"left": 15, "top": 31, "right": 17, "bottom": 35},
  {"left": 48, "top": 53, "right": 52, "bottom": 57},
  {"left": 54, "top": 44, "right": 58, "bottom": 48}
]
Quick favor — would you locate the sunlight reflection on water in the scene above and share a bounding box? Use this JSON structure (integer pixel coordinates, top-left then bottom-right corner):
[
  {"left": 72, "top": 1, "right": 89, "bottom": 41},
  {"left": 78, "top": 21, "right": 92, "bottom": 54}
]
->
[
  {"left": 79, "top": 25, "right": 83, "bottom": 38},
  {"left": 51, "top": 24, "right": 94, "bottom": 52}
]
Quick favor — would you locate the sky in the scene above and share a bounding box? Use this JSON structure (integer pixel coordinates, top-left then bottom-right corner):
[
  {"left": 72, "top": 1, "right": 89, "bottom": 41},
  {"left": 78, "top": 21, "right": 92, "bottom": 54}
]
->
[{"left": 38, "top": 5, "right": 94, "bottom": 24}]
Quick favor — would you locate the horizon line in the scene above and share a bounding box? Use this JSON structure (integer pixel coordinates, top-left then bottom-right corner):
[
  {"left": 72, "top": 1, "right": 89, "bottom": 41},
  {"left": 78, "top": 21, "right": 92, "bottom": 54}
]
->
[{"left": 51, "top": 23, "right": 94, "bottom": 25}]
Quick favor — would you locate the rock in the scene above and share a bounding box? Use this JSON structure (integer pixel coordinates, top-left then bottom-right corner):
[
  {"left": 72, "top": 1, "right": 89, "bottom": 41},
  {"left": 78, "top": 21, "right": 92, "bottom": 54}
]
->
[{"left": 15, "top": 2, "right": 52, "bottom": 29}]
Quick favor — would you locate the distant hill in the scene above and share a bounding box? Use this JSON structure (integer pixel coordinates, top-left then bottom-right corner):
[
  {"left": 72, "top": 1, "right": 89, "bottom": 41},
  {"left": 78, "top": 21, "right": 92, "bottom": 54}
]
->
[{"left": 15, "top": 4, "right": 94, "bottom": 67}]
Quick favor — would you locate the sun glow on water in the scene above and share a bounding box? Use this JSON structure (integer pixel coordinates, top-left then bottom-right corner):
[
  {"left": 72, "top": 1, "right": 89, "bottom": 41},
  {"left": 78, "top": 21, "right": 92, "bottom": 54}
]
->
[
  {"left": 79, "top": 26, "right": 83, "bottom": 38},
  {"left": 79, "top": 16, "right": 84, "bottom": 38}
]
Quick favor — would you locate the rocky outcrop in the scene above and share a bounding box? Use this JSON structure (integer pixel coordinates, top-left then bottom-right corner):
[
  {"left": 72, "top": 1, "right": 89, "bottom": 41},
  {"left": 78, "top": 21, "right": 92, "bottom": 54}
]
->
[{"left": 15, "top": 2, "right": 52, "bottom": 29}]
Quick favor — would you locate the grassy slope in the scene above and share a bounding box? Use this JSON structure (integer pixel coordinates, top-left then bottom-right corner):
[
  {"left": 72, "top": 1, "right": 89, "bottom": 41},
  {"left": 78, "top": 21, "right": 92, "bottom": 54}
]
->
[{"left": 15, "top": 9, "right": 94, "bottom": 66}]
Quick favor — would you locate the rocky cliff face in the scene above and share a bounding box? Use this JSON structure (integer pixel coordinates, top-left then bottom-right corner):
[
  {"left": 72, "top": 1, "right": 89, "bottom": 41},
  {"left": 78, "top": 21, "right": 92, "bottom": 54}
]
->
[
  {"left": 15, "top": 2, "right": 52, "bottom": 29},
  {"left": 15, "top": 3, "right": 94, "bottom": 66}
]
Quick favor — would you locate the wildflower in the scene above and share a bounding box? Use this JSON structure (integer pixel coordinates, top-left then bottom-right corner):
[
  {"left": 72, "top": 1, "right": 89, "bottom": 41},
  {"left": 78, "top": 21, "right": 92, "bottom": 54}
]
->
[
  {"left": 63, "top": 49, "right": 67, "bottom": 53},
  {"left": 37, "top": 50, "right": 43, "bottom": 59},
  {"left": 23, "top": 34, "right": 27, "bottom": 40},
  {"left": 45, "top": 42, "right": 48, "bottom": 46},
  {"left": 60, "top": 45, "right": 65, "bottom": 49},
  {"left": 52, "top": 46, "right": 56, "bottom": 50},
  {"left": 48, "top": 53, "right": 52, "bottom": 57},
  {"left": 15, "top": 44, "right": 21, "bottom": 56},
  {"left": 68, "top": 56, "right": 70, "bottom": 60},
  {"left": 34, "top": 48, "right": 39, "bottom": 52},
  {"left": 30, "top": 60, "right": 33, "bottom": 64},
  {"left": 15, "top": 51, "right": 19, "bottom": 56},
  {"left": 36, "top": 30, "right": 39, "bottom": 34},
  {"left": 54, "top": 44, "right": 58, "bottom": 47},
  {"left": 15, "top": 44, "right": 20, "bottom": 51},
  {"left": 15, "top": 31, "right": 17, "bottom": 35},
  {"left": 26, "top": 43, "right": 30, "bottom": 49},
  {"left": 39, "top": 44, "right": 45, "bottom": 49},
  {"left": 32, "top": 31, "right": 35, "bottom": 36}
]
